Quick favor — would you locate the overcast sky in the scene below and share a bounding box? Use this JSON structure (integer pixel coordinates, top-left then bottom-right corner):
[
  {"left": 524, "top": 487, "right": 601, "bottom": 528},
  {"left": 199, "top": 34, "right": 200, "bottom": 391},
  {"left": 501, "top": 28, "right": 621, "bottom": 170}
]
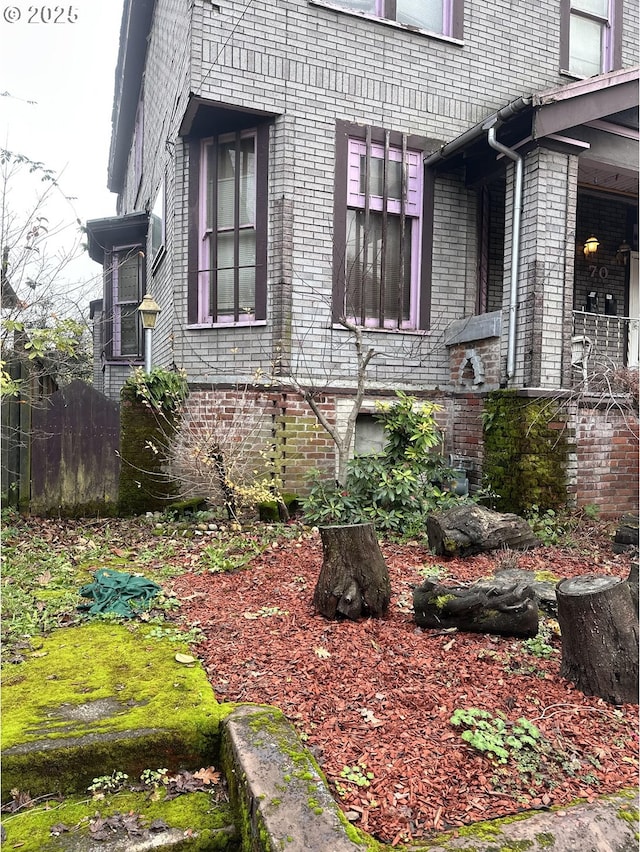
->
[{"left": 1, "top": 1, "right": 124, "bottom": 298}]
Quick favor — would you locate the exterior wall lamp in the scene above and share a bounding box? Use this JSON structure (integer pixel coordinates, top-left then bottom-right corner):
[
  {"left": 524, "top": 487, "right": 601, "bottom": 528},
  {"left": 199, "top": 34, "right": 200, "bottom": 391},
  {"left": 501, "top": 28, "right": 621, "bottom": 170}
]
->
[
  {"left": 138, "top": 293, "right": 161, "bottom": 374},
  {"left": 583, "top": 235, "right": 599, "bottom": 257},
  {"left": 616, "top": 241, "right": 631, "bottom": 265}
]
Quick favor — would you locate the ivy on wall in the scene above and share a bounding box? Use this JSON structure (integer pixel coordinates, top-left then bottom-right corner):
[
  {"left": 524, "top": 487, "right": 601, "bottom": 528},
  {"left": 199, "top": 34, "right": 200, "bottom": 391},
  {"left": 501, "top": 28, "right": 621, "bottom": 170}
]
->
[
  {"left": 482, "top": 390, "right": 570, "bottom": 515},
  {"left": 118, "top": 368, "right": 188, "bottom": 516}
]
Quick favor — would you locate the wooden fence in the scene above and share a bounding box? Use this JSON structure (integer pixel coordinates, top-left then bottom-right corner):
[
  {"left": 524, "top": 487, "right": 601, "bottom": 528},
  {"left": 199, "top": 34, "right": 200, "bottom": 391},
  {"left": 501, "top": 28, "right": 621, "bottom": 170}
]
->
[{"left": 2, "top": 378, "right": 120, "bottom": 516}]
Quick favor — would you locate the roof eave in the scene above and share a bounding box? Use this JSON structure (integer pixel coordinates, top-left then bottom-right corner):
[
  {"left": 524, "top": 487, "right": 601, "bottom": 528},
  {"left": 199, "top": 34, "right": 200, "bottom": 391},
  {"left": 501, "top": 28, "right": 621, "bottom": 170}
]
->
[{"left": 107, "top": 0, "right": 156, "bottom": 195}]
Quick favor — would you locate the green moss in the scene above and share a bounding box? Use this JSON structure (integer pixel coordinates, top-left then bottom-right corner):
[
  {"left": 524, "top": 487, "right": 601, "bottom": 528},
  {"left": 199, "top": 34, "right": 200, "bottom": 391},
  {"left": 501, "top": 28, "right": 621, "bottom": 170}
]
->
[
  {"left": 482, "top": 391, "right": 569, "bottom": 515},
  {"left": 118, "top": 395, "right": 180, "bottom": 516},
  {"left": 432, "top": 594, "right": 456, "bottom": 610},
  {"left": 617, "top": 802, "right": 639, "bottom": 840},
  {"left": 535, "top": 832, "right": 556, "bottom": 847},
  {"left": 1, "top": 623, "right": 225, "bottom": 799},
  {"left": 533, "top": 571, "right": 559, "bottom": 583},
  {"left": 0, "top": 788, "right": 237, "bottom": 851}
]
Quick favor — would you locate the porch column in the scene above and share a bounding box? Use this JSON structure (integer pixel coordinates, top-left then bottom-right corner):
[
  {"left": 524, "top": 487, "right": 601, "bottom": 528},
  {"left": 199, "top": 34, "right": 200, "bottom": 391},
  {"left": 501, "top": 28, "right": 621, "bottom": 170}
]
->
[{"left": 503, "top": 145, "right": 579, "bottom": 388}]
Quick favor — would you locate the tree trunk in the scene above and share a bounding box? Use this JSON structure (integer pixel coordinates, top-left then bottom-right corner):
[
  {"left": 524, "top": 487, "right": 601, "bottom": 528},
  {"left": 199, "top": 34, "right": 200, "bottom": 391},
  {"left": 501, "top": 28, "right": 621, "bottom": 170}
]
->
[
  {"left": 413, "top": 578, "right": 539, "bottom": 637},
  {"left": 556, "top": 576, "right": 639, "bottom": 705},
  {"left": 313, "top": 523, "right": 391, "bottom": 620},
  {"left": 426, "top": 504, "right": 539, "bottom": 557}
]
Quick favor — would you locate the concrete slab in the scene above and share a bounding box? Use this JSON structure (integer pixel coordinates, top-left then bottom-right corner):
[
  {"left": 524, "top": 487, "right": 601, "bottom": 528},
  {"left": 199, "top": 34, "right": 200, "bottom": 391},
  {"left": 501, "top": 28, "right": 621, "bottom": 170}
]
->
[
  {"left": 222, "top": 705, "right": 366, "bottom": 851},
  {"left": 410, "top": 791, "right": 639, "bottom": 851}
]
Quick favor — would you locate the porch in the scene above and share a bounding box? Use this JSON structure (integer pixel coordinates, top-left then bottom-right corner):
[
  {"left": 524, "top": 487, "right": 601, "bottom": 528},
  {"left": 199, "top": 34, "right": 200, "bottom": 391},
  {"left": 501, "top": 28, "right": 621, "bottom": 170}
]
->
[{"left": 571, "top": 310, "right": 638, "bottom": 389}]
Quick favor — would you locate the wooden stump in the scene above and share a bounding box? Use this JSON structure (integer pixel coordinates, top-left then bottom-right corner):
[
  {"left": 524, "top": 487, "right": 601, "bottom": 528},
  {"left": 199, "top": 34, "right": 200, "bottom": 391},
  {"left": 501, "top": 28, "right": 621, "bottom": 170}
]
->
[
  {"left": 413, "top": 578, "right": 539, "bottom": 637},
  {"left": 556, "top": 576, "right": 639, "bottom": 705},
  {"left": 426, "top": 504, "right": 539, "bottom": 557},
  {"left": 313, "top": 523, "right": 391, "bottom": 620}
]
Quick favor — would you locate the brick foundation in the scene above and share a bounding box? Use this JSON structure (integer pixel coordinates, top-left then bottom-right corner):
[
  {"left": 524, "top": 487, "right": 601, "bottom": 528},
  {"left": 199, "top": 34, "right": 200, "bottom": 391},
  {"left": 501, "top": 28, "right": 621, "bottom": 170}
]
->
[
  {"left": 180, "top": 386, "right": 638, "bottom": 518},
  {"left": 574, "top": 403, "right": 639, "bottom": 517}
]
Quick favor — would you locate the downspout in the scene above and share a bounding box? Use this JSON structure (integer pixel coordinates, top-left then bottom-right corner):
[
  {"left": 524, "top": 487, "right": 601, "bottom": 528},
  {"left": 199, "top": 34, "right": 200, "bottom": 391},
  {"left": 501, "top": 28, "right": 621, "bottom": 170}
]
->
[{"left": 484, "top": 119, "right": 524, "bottom": 385}]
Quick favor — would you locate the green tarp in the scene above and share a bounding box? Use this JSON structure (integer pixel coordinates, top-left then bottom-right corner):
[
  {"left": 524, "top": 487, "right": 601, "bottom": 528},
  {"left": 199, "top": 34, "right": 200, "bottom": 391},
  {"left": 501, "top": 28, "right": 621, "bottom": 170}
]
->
[{"left": 79, "top": 569, "right": 161, "bottom": 618}]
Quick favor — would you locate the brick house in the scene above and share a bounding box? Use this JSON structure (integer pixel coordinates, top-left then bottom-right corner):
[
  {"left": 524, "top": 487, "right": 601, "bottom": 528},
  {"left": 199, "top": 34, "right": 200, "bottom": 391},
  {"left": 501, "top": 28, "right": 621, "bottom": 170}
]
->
[{"left": 87, "top": 0, "right": 639, "bottom": 514}]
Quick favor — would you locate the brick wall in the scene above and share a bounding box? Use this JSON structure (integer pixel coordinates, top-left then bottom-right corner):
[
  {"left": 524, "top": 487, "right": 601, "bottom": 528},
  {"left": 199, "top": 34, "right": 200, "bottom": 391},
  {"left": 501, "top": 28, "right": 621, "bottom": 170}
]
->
[
  {"left": 574, "top": 403, "right": 639, "bottom": 517},
  {"left": 176, "top": 388, "right": 337, "bottom": 500}
]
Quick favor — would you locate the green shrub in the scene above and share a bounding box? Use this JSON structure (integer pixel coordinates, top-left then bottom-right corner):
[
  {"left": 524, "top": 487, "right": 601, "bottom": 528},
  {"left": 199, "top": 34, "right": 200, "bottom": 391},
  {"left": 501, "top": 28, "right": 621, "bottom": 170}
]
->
[{"left": 303, "top": 392, "right": 465, "bottom": 536}]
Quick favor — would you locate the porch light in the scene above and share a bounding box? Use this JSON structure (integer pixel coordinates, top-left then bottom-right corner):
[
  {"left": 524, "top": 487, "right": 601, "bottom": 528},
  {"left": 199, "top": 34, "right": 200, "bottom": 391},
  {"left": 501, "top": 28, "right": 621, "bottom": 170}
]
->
[
  {"left": 138, "top": 293, "right": 162, "bottom": 374},
  {"left": 583, "top": 235, "right": 599, "bottom": 257},
  {"left": 616, "top": 241, "right": 631, "bottom": 265}
]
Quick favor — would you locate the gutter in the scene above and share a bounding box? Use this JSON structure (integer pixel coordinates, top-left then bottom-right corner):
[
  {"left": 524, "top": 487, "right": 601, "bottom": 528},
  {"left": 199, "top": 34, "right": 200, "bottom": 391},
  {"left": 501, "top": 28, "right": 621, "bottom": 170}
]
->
[
  {"left": 424, "top": 95, "right": 532, "bottom": 168},
  {"left": 484, "top": 119, "right": 524, "bottom": 385}
]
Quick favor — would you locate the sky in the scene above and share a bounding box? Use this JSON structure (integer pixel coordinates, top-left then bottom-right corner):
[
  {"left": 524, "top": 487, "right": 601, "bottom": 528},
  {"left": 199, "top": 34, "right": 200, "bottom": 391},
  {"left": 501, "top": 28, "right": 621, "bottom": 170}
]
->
[{"left": 0, "top": 1, "right": 124, "bottom": 302}]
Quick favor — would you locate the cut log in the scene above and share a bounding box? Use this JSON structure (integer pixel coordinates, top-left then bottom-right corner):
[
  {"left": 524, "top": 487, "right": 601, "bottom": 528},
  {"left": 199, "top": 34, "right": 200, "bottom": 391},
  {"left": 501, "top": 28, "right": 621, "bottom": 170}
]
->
[
  {"left": 556, "top": 575, "right": 639, "bottom": 705},
  {"left": 313, "top": 523, "right": 391, "bottom": 620},
  {"left": 413, "top": 577, "right": 539, "bottom": 637},
  {"left": 629, "top": 562, "right": 639, "bottom": 613},
  {"left": 426, "top": 504, "right": 539, "bottom": 557}
]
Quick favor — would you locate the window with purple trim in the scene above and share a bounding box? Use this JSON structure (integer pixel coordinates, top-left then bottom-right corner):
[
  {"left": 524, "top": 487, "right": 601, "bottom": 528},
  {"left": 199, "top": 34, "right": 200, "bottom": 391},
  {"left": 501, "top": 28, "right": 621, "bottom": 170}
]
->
[
  {"left": 197, "top": 128, "right": 267, "bottom": 324},
  {"left": 561, "top": 0, "right": 622, "bottom": 77},
  {"left": 111, "top": 247, "right": 143, "bottom": 358},
  {"left": 328, "top": 0, "right": 462, "bottom": 38},
  {"left": 341, "top": 134, "right": 423, "bottom": 329}
]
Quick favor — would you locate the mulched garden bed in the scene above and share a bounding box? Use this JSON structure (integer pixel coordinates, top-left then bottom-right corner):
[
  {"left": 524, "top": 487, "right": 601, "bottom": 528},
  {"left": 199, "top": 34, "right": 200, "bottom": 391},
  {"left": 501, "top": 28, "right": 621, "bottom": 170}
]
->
[{"left": 171, "top": 531, "right": 638, "bottom": 847}]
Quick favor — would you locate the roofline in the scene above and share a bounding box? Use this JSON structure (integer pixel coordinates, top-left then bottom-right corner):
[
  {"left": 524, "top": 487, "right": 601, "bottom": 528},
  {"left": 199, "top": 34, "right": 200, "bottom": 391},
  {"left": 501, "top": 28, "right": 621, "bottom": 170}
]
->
[
  {"left": 85, "top": 211, "right": 149, "bottom": 264},
  {"left": 424, "top": 66, "right": 639, "bottom": 169},
  {"left": 533, "top": 65, "right": 640, "bottom": 106},
  {"left": 107, "top": 0, "right": 156, "bottom": 195}
]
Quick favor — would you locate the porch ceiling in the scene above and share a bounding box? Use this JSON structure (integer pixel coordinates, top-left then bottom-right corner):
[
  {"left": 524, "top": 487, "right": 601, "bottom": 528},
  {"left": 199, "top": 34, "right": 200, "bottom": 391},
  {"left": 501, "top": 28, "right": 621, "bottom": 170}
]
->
[{"left": 578, "top": 162, "right": 639, "bottom": 198}]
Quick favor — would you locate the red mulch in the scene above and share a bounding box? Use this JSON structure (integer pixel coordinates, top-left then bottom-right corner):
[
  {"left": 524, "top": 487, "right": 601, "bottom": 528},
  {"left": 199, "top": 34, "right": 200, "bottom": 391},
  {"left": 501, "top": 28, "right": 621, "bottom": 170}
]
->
[{"left": 170, "top": 530, "right": 639, "bottom": 846}]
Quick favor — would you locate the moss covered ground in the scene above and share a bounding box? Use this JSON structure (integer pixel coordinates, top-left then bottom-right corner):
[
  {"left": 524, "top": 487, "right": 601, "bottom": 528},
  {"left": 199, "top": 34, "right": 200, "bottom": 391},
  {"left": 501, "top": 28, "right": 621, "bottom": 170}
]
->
[
  {"left": 2, "top": 622, "right": 231, "bottom": 799},
  {"left": 1, "top": 789, "right": 238, "bottom": 851}
]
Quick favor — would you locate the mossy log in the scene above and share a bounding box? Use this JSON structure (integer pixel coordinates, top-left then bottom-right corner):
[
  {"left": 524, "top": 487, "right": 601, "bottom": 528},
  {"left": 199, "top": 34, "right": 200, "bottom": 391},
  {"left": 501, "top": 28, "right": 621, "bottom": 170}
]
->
[
  {"left": 413, "top": 577, "right": 539, "bottom": 637},
  {"left": 556, "top": 575, "right": 639, "bottom": 705},
  {"left": 313, "top": 523, "right": 391, "bottom": 620},
  {"left": 426, "top": 504, "right": 539, "bottom": 557}
]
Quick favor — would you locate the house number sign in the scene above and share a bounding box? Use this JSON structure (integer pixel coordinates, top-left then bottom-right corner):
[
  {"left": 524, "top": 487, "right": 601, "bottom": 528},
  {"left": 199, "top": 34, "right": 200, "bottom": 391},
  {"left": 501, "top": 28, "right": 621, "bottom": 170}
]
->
[{"left": 589, "top": 264, "right": 609, "bottom": 280}]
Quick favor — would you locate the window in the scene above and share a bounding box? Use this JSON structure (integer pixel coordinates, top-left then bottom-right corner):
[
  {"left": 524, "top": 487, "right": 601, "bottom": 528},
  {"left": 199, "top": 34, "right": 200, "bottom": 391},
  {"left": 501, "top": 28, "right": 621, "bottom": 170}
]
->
[
  {"left": 111, "top": 247, "right": 143, "bottom": 358},
  {"left": 150, "top": 178, "right": 165, "bottom": 271},
  {"left": 324, "top": 0, "right": 462, "bottom": 39},
  {"left": 335, "top": 127, "right": 426, "bottom": 329},
  {"left": 561, "top": 0, "right": 622, "bottom": 77},
  {"left": 194, "top": 126, "right": 268, "bottom": 324}
]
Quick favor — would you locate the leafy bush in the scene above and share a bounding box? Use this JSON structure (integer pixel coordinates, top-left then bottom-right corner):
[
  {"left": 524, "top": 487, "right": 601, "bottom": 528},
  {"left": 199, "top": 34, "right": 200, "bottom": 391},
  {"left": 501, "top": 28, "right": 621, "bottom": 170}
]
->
[{"left": 303, "top": 392, "right": 466, "bottom": 536}]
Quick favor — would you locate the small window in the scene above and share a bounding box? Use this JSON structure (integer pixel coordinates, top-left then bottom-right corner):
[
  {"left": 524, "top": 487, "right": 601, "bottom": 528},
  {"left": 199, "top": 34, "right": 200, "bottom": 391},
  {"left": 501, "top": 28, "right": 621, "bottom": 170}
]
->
[
  {"left": 561, "top": 0, "right": 622, "bottom": 77},
  {"left": 326, "top": 0, "right": 461, "bottom": 39},
  {"left": 112, "top": 247, "right": 143, "bottom": 358},
  {"left": 341, "top": 133, "right": 423, "bottom": 329},
  {"left": 151, "top": 179, "right": 166, "bottom": 271},
  {"left": 354, "top": 413, "right": 385, "bottom": 455}
]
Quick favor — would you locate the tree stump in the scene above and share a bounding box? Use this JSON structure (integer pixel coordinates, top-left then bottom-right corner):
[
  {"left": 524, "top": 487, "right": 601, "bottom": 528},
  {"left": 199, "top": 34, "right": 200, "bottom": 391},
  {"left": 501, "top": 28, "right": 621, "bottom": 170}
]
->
[
  {"left": 556, "top": 576, "right": 639, "bottom": 705},
  {"left": 426, "top": 504, "right": 539, "bottom": 557},
  {"left": 313, "top": 524, "right": 391, "bottom": 620},
  {"left": 413, "top": 578, "right": 539, "bottom": 637}
]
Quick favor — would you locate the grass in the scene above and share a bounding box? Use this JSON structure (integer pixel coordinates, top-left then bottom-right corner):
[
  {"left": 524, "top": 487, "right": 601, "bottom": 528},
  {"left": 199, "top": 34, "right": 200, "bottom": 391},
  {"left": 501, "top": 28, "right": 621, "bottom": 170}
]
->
[{"left": 0, "top": 509, "right": 310, "bottom": 659}]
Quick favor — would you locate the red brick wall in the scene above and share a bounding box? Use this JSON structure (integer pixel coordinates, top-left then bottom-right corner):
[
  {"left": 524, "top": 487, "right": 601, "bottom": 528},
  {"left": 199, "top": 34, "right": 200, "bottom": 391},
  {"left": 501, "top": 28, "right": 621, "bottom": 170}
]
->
[
  {"left": 181, "top": 389, "right": 337, "bottom": 498},
  {"left": 182, "top": 387, "right": 638, "bottom": 519},
  {"left": 574, "top": 404, "right": 639, "bottom": 517},
  {"left": 448, "top": 339, "right": 501, "bottom": 389}
]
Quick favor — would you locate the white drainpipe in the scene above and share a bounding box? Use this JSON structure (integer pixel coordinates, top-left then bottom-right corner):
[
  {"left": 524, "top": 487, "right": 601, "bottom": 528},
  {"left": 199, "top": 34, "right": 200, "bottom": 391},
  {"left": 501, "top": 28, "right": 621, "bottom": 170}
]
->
[{"left": 484, "top": 119, "right": 524, "bottom": 384}]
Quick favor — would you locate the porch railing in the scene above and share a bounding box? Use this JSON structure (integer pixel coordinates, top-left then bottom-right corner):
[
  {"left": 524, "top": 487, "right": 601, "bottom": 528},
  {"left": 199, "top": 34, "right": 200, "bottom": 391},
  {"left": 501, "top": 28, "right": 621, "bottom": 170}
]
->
[{"left": 571, "top": 310, "right": 637, "bottom": 387}]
